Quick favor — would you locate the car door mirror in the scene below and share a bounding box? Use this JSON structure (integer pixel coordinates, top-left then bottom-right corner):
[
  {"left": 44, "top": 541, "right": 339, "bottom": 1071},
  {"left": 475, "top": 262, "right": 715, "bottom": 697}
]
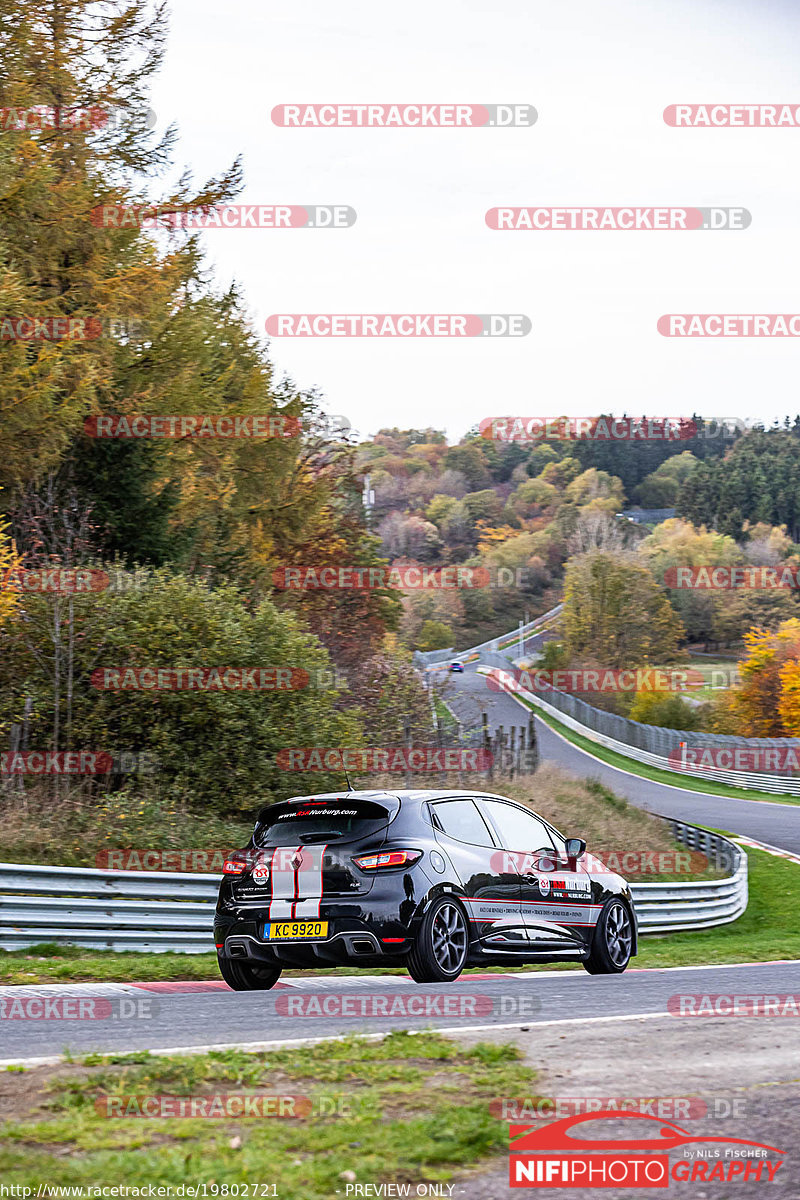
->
[{"left": 565, "top": 837, "right": 586, "bottom": 861}]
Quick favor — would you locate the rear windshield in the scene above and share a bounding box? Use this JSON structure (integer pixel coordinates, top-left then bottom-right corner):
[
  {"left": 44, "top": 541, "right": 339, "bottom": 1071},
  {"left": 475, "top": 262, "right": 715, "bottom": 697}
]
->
[{"left": 253, "top": 797, "right": 397, "bottom": 846}]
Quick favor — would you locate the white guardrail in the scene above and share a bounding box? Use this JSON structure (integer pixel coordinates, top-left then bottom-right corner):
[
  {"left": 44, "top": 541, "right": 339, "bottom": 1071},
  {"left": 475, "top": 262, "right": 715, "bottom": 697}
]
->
[
  {"left": 482, "top": 665, "right": 800, "bottom": 796},
  {"left": 0, "top": 819, "right": 747, "bottom": 952},
  {"left": 457, "top": 603, "right": 564, "bottom": 662}
]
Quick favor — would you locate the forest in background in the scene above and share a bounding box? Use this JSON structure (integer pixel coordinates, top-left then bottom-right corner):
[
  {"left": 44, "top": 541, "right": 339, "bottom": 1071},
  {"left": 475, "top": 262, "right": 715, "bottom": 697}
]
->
[{"left": 3, "top": 2, "right": 800, "bottom": 819}]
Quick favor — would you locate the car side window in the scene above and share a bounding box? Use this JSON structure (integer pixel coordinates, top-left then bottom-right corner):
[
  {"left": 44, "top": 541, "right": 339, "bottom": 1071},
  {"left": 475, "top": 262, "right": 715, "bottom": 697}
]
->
[
  {"left": 431, "top": 799, "right": 496, "bottom": 847},
  {"left": 547, "top": 827, "right": 567, "bottom": 859},
  {"left": 482, "top": 799, "right": 556, "bottom": 853}
]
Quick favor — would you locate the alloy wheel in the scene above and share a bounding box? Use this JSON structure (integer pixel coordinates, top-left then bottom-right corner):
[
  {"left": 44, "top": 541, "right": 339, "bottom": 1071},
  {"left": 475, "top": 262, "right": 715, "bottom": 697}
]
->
[
  {"left": 606, "top": 902, "right": 633, "bottom": 967},
  {"left": 431, "top": 901, "right": 468, "bottom": 974}
]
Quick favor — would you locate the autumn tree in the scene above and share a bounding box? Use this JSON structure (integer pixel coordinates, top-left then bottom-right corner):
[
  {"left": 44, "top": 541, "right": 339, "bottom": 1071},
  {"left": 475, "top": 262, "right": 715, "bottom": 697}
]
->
[
  {"left": 639, "top": 518, "right": 799, "bottom": 648},
  {"left": 633, "top": 451, "right": 699, "bottom": 508},
  {"left": 728, "top": 619, "right": 800, "bottom": 737},
  {"left": 563, "top": 549, "right": 684, "bottom": 667},
  {"left": 0, "top": 0, "right": 242, "bottom": 490},
  {"left": 0, "top": 509, "right": 22, "bottom": 629}
]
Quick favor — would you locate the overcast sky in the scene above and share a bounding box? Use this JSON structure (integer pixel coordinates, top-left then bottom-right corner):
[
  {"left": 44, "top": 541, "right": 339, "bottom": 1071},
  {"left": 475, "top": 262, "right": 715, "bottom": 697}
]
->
[{"left": 150, "top": 0, "right": 800, "bottom": 441}]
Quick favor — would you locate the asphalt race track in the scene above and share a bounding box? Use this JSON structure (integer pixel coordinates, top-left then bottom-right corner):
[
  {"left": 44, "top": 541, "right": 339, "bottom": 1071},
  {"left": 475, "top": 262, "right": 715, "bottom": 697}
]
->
[
  {"left": 2, "top": 960, "right": 799, "bottom": 1062},
  {"left": 441, "top": 663, "right": 800, "bottom": 853}
]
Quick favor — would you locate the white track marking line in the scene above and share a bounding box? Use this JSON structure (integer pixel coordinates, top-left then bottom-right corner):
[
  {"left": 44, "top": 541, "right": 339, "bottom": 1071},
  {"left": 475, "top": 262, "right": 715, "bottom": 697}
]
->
[{"left": 0, "top": 1010, "right": 676, "bottom": 1067}]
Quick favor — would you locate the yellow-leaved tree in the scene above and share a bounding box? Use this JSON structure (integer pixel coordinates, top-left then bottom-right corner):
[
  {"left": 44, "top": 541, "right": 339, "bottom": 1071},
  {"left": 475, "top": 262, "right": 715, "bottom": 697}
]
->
[
  {"left": 778, "top": 657, "right": 800, "bottom": 737},
  {"left": 0, "top": 511, "right": 21, "bottom": 629},
  {"left": 728, "top": 618, "right": 800, "bottom": 736}
]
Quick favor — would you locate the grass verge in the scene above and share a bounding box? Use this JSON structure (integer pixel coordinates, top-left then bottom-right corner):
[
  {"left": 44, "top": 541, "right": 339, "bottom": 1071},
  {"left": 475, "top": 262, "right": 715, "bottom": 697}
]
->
[
  {"left": 0, "top": 792, "right": 252, "bottom": 868},
  {"left": 633, "top": 845, "right": 800, "bottom": 968},
  {"left": 0, "top": 1031, "right": 535, "bottom": 1196}
]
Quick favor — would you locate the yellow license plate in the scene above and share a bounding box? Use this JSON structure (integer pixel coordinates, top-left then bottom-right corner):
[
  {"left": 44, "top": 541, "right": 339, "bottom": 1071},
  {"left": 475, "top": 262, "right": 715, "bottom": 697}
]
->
[{"left": 267, "top": 920, "right": 328, "bottom": 940}]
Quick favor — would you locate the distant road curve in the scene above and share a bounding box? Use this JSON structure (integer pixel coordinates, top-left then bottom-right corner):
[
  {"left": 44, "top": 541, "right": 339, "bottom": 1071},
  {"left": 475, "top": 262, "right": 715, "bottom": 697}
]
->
[{"left": 441, "top": 663, "right": 800, "bottom": 853}]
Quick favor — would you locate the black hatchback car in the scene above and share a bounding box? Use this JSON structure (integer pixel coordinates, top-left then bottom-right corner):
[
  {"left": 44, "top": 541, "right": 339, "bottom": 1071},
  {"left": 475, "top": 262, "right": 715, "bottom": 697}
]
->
[{"left": 214, "top": 789, "right": 637, "bottom": 990}]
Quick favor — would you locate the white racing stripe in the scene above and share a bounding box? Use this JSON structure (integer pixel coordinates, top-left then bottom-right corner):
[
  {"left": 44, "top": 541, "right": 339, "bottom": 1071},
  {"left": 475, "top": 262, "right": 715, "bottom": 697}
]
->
[
  {"left": 267, "top": 843, "right": 328, "bottom": 919},
  {"left": 268, "top": 845, "right": 300, "bottom": 920},
  {"left": 293, "top": 843, "right": 327, "bottom": 918}
]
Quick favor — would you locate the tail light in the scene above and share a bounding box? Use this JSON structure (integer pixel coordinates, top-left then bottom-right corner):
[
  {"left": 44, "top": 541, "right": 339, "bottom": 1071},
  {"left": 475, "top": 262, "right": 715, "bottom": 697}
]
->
[
  {"left": 222, "top": 856, "right": 248, "bottom": 875},
  {"left": 352, "top": 849, "right": 422, "bottom": 870}
]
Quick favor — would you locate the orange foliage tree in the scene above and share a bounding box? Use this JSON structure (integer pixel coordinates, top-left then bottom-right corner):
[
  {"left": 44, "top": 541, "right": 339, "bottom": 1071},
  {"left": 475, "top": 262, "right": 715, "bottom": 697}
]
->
[{"left": 729, "top": 619, "right": 800, "bottom": 736}]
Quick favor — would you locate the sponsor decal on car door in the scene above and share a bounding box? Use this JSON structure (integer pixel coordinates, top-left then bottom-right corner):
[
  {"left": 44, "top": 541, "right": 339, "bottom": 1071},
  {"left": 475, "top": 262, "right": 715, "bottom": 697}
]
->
[{"left": 517, "top": 851, "right": 601, "bottom": 939}]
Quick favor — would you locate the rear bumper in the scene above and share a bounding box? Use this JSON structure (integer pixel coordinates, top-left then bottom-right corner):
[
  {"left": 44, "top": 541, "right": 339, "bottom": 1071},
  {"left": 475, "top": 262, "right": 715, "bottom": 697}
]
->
[
  {"left": 214, "top": 900, "right": 416, "bottom": 967},
  {"left": 220, "top": 928, "right": 392, "bottom": 967}
]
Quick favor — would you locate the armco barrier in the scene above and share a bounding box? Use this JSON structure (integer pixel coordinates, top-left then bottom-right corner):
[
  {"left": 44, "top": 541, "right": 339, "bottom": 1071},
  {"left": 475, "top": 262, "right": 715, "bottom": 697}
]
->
[
  {"left": 630, "top": 820, "right": 748, "bottom": 933},
  {"left": 457, "top": 609, "right": 800, "bottom": 794},
  {"left": 482, "top": 664, "right": 800, "bottom": 796},
  {"left": 422, "top": 603, "right": 564, "bottom": 670},
  {"left": 413, "top": 646, "right": 455, "bottom": 668},
  {"left": 0, "top": 820, "right": 746, "bottom": 951},
  {"left": 0, "top": 862, "right": 219, "bottom": 952}
]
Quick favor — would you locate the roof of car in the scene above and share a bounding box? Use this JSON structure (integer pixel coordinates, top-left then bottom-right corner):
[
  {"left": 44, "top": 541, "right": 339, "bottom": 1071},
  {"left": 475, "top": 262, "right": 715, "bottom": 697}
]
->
[{"left": 283, "top": 789, "right": 520, "bottom": 805}]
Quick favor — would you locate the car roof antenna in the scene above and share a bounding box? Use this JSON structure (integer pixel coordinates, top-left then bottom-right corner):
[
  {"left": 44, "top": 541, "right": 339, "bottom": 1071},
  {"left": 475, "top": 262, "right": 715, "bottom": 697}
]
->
[{"left": 343, "top": 766, "right": 354, "bottom": 794}]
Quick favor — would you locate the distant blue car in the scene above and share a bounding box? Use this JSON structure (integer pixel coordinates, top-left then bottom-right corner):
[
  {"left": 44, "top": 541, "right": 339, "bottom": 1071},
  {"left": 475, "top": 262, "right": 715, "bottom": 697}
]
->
[{"left": 450, "top": 661, "right": 464, "bottom": 673}]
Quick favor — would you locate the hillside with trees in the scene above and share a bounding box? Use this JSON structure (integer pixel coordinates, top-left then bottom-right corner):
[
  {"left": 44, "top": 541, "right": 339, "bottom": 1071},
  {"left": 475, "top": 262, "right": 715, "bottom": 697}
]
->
[{"left": 4, "top": 3, "right": 800, "bottom": 811}]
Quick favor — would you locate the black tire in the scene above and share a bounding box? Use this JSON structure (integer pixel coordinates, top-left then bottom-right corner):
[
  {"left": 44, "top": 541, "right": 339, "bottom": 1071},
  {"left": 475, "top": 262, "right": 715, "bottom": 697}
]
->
[
  {"left": 583, "top": 899, "right": 633, "bottom": 975},
  {"left": 218, "top": 955, "right": 282, "bottom": 991},
  {"left": 407, "top": 896, "right": 469, "bottom": 983}
]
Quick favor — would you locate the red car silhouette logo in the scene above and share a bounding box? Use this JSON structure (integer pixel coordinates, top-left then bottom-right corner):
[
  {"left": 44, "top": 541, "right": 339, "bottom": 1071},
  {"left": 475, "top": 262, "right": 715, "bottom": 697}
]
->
[{"left": 510, "top": 1110, "right": 783, "bottom": 1154}]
